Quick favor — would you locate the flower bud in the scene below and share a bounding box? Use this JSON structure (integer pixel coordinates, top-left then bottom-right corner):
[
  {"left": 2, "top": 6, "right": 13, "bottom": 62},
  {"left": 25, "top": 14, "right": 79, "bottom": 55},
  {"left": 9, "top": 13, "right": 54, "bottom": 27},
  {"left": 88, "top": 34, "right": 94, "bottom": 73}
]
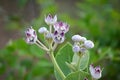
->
[
  {"left": 38, "top": 27, "right": 48, "bottom": 34},
  {"left": 72, "top": 35, "right": 82, "bottom": 42},
  {"left": 84, "top": 40, "right": 94, "bottom": 49},
  {"left": 72, "top": 45, "right": 80, "bottom": 53}
]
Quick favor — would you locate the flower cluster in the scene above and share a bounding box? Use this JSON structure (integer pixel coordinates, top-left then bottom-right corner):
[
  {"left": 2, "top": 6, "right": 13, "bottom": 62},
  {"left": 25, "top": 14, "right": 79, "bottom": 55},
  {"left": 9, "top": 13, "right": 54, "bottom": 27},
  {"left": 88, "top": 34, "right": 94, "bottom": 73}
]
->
[
  {"left": 71, "top": 34, "right": 102, "bottom": 79},
  {"left": 39, "top": 14, "right": 69, "bottom": 44},
  {"left": 25, "top": 14, "right": 69, "bottom": 49},
  {"left": 72, "top": 34, "right": 94, "bottom": 53}
]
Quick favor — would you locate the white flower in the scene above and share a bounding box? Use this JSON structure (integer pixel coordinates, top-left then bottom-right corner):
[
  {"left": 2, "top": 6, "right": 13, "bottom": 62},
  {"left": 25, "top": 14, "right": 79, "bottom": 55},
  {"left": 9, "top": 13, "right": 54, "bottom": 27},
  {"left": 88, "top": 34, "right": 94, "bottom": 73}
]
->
[
  {"left": 84, "top": 40, "right": 94, "bottom": 49},
  {"left": 53, "top": 31, "right": 65, "bottom": 43},
  {"left": 72, "top": 35, "right": 82, "bottom": 42},
  {"left": 53, "top": 21, "right": 69, "bottom": 33},
  {"left": 25, "top": 27, "right": 37, "bottom": 44},
  {"left": 38, "top": 27, "right": 48, "bottom": 34},
  {"left": 89, "top": 64, "right": 102, "bottom": 79},
  {"left": 72, "top": 45, "right": 80, "bottom": 53},
  {"left": 45, "top": 14, "right": 57, "bottom": 25}
]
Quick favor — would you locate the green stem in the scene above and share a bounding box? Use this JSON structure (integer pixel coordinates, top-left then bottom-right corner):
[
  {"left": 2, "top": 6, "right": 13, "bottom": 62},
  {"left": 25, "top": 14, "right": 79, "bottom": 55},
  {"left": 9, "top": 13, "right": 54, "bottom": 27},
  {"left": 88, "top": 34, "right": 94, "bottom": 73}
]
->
[
  {"left": 35, "top": 42, "right": 49, "bottom": 51},
  {"left": 77, "top": 56, "right": 81, "bottom": 70},
  {"left": 49, "top": 51, "right": 66, "bottom": 80},
  {"left": 36, "top": 39, "right": 49, "bottom": 50},
  {"left": 49, "top": 25, "right": 52, "bottom": 33}
]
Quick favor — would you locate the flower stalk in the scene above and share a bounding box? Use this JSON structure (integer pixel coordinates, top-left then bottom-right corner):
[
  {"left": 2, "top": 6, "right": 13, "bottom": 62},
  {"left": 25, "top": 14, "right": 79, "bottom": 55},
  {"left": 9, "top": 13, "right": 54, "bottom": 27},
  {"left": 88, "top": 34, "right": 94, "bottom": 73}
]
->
[{"left": 49, "top": 51, "right": 66, "bottom": 80}]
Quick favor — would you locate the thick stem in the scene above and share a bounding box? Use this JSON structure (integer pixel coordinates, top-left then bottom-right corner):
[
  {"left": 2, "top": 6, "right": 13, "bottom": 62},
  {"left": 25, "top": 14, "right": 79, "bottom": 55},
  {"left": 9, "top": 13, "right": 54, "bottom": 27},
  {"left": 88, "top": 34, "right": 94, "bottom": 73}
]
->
[
  {"left": 53, "top": 43, "right": 58, "bottom": 51},
  {"left": 49, "top": 51, "right": 66, "bottom": 80}
]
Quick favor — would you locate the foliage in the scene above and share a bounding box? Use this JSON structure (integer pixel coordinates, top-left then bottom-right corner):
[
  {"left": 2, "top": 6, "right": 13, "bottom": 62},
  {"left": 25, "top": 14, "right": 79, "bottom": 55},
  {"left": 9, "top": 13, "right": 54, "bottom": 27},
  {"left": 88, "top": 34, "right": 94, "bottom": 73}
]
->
[{"left": 0, "top": 39, "right": 53, "bottom": 80}]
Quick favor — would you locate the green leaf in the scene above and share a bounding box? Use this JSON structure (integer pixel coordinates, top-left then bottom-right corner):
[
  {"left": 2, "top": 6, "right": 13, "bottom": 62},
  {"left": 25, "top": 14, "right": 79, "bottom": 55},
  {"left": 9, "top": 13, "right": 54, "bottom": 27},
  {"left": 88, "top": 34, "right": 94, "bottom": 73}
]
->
[
  {"left": 55, "top": 42, "right": 74, "bottom": 80},
  {"left": 71, "top": 51, "right": 89, "bottom": 71},
  {"left": 64, "top": 71, "right": 91, "bottom": 80},
  {"left": 79, "top": 51, "right": 90, "bottom": 70}
]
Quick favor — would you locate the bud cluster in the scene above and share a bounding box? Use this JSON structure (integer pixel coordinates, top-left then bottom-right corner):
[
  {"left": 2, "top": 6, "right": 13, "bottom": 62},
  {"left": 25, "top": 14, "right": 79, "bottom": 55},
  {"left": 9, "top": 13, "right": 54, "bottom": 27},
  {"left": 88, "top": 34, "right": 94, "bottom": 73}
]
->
[{"left": 72, "top": 34, "right": 94, "bottom": 54}]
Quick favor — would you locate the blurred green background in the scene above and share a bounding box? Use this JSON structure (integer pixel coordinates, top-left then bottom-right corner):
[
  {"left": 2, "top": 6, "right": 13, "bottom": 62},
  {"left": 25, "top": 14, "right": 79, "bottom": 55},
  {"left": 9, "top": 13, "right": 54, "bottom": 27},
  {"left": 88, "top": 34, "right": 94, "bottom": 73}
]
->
[{"left": 0, "top": 0, "right": 120, "bottom": 80}]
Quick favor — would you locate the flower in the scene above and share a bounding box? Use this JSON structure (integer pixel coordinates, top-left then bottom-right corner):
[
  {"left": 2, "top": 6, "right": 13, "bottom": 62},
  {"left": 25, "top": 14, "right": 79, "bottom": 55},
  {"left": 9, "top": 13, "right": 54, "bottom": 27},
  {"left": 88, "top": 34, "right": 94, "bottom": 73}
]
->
[
  {"left": 53, "top": 31, "right": 65, "bottom": 43},
  {"left": 72, "top": 44, "right": 80, "bottom": 53},
  {"left": 25, "top": 27, "right": 37, "bottom": 44},
  {"left": 84, "top": 40, "right": 94, "bottom": 49},
  {"left": 45, "top": 14, "right": 57, "bottom": 25},
  {"left": 89, "top": 64, "right": 102, "bottom": 79},
  {"left": 72, "top": 35, "right": 82, "bottom": 42},
  {"left": 53, "top": 21, "right": 69, "bottom": 33},
  {"left": 38, "top": 27, "right": 48, "bottom": 34}
]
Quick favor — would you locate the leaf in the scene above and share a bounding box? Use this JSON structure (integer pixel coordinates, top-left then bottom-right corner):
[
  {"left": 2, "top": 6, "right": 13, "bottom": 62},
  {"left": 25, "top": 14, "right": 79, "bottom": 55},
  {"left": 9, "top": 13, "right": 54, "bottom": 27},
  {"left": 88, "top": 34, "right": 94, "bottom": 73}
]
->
[
  {"left": 55, "top": 42, "right": 74, "bottom": 80},
  {"left": 79, "top": 51, "right": 90, "bottom": 70},
  {"left": 64, "top": 70, "right": 91, "bottom": 80},
  {"left": 71, "top": 51, "right": 90, "bottom": 71}
]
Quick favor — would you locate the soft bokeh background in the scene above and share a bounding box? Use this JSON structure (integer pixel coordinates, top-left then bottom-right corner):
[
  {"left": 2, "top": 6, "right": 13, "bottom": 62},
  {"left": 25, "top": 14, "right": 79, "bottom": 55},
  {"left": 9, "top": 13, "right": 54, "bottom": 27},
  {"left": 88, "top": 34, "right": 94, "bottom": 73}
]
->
[{"left": 0, "top": 0, "right": 120, "bottom": 80}]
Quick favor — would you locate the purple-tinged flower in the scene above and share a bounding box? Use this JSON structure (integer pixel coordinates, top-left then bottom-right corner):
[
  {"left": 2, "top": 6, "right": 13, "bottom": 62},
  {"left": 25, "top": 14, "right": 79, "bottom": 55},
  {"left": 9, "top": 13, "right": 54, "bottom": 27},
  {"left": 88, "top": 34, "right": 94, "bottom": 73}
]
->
[
  {"left": 89, "top": 64, "right": 102, "bottom": 79},
  {"left": 72, "top": 45, "right": 80, "bottom": 53},
  {"left": 84, "top": 40, "right": 94, "bottom": 49},
  {"left": 38, "top": 27, "right": 48, "bottom": 34},
  {"left": 25, "top": 27, "right": 37, "bottom": 44},
  {"left": 45, "top": 14, "right": 57, "bottom": 25},
  {"left": 53, "top": 21, "right": 69, "bottom": 33},
  {"left": 53, "top": 31, "right": 65, "bottom": 43}
]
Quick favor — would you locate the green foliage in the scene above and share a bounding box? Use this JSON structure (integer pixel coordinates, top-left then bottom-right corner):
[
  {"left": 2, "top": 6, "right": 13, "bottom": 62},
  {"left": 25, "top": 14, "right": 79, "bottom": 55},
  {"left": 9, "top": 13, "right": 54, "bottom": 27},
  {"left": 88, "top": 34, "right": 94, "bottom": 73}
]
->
[
  {"left": 0, "top": 39, "right": 53, "bottom": 80},
  {"left": 55, "top": 43, "right": 92, "bottom": 80},
  {"left": 55, "top": 43, "right": 73, "bottom": 80}
]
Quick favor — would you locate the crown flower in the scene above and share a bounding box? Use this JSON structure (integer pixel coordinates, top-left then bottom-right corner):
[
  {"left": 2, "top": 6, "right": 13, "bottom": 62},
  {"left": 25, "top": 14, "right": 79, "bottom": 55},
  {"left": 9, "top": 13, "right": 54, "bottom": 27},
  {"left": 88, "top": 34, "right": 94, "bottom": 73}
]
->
[
  {"left": 89, "top": 64, "right": 102, "bottom": 79},
  {"left": 45, "top": 14, "right": 57, "bottom": 25},
  {"left": 25, "top": 27, "right": 37, "bottom": 44},
  {"left": 54, "top": 21, "right": 69, "bottom": 33}
]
